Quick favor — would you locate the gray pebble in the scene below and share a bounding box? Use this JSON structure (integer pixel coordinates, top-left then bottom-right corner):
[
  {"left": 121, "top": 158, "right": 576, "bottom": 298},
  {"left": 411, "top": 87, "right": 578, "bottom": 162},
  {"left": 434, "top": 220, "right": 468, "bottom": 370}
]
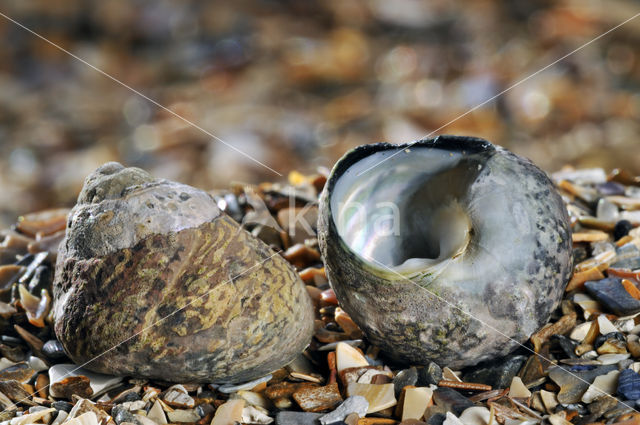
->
[
  {"left": 276, "top": 411, "right": 322, "bottom": 425},
  {"left": 432, "top": 388, "right": 473, "bottom": 415},
  {"left": 319, "top": 396, "right": 368, "bottom": 425},
  {"left": 42, "top": 340, "right": 67, "bottom": 360},
  {"left": 418, "top": 362, "right": 442, "bottom": 386},
  {"left": 51, "top": 401, "right": 73, "bottom": 413},
  {"left": 112, "top": 406, "right": 137, "bottom": 425},
  {"left": 394, "top": 367, "right": 418, "bottom": 396}
]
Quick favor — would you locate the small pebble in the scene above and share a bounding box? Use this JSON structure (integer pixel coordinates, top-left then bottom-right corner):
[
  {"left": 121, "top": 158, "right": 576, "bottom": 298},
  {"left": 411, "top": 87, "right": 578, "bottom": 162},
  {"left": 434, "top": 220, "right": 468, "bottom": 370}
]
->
[
  {"left": 242, "top": 405, "right": 274, "bottom": 425},
  {"left": 614, "top": 220, "right": 634, "bottom": 240},
  {"left": 162, "top": 385, "right": 195, "bottom": 408},
  {"left": 0, "top": 362, "right": 35, "bottom": 382},
  {"left": 346, "top": 383, "right": 396, "bottom": 414},
  {"left": 275, "top": 411, "right": 322, "bottom": 425},
  {"left": 111, "top": 406, "right": 136, "bottom": 425},
  {"left": 458, "top": 407, "right": 490, "bottom": 425},
  {"left": 417, "top": 362, "right": 442, "bottom": 387},
  {"left": 217, "top": 374, "right": 272, "bottom": 394},
  {"left": 167, "top": 409, "right": 200, "bottom": 423},
  {"left": 585, "top": 278, "right": 640, "bottom": 316},
  {"left": 336, "top": 343, "right": 369, "bottom": 373},
  {"left": 431, "top": 388, "right": 473, "bottom": 416},
  {"left": 548, "top": 365, "right": 617, "bottom": 404},
  {"left": 146, "top": 400, "right": 167, "bottom": 424},
  {"left": 293, "top": 383, "right": 343, "bottom": 413},
  {"left": 393, "top": 367, "right": 418, "bottom": 396},
  {"left": 617, "top": 368, "right": 640, "bottom": 400},
  {"left": 581, "top": 370, "right": 619, "bottom": 403},
  {"left": 507, "top": 377, "right": 531, "bottom": 398},
  {"left": 42, "top": 340, "right": 67, "bottom": 360},
  {"left": 52, "top": 401, "right": 73, "bottom": 412},
  {"left": 319, "top": 396, "right": 368, "bottom": 425},
  {"left": 401, "top": 387, "right": 433, "bottom": 422},
  {"left": 211, "top": 399, "right": 245, "bottom": 425}
]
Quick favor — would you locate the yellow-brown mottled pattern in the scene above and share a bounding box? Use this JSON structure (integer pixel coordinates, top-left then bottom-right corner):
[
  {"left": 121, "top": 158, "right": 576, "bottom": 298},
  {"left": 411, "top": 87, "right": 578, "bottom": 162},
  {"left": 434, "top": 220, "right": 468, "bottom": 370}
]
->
[{"left": 54, "top": 215, "right": 314, "bottom": 383}]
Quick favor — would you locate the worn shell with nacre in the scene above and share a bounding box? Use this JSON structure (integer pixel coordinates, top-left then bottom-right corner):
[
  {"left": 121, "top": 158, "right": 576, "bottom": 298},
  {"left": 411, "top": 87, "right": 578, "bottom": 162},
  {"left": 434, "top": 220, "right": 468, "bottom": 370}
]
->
[{"left": 318, "top": 136, "right": 572, "bottom": 368}]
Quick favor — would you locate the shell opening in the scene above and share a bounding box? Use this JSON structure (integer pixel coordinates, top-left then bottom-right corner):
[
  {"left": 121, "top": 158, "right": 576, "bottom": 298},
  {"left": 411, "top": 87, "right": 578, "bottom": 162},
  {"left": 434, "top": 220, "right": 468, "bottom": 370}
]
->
[{"left": 330, "top": 147, "right": 483, "bottom": 274}]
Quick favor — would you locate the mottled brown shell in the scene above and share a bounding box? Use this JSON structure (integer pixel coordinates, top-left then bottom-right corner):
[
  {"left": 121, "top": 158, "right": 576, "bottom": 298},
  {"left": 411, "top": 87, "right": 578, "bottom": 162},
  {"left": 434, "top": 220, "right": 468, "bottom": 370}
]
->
[{"left": 53, "top": 163, "right": 314, "bottom": 383}]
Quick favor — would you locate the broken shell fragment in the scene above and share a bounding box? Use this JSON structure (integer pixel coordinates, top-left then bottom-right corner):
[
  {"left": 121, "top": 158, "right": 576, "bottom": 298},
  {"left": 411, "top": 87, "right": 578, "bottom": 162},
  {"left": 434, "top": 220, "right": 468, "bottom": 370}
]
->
[
  {"left": 53, "top": 162, "right": 314, "bottom": 383},
  {"left": 318, "top": 136, "right": 572, "bottom": 368}
]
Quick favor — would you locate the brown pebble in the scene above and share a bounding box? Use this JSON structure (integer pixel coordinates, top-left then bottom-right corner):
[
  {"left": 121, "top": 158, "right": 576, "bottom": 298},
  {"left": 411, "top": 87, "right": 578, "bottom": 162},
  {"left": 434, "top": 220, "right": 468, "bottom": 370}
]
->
[
  {"left": 0, "top": 344, "right": 24, "bottom": 362},
  {"left": 292, "top": 382, "right": 342, "bottom": 412},
  {"left": 596, "top": 339, "right": 627, "bottom": 355},
  {"left": 0, "top": 380, "right": 36, "bottom": 405},
  {"left": 345, "top": 412, "right": 360, "bottom": 425},
  {"left": 575, "top": 343, "right": 594, "bottom": 356},
  {"left": 327, "top": 351, "right": 337, "bottom": 385},
  {"left": 394, "top": 385, "right": 414, "bottom": 418},
  {"left": 399, "top": 420, "right": 427, "bottom": 425},
  {"left": 0, "top": 265, "right": 25, "bottom": 288},
  {"left": 519, "top": 355, "right": 547, "bottom": 385},
  {"left": 335, "top": 308, "right": 364, "bottom": 339},
  {"left": 35, "top": 373, "right": 49, "bottom": 399},
  {"left": 0, "top": 362, "right": 35, "bottom": 383},
  {"left": 609, "top": 169, "right": 640, "bottom": 186},
  {"left": 299, "top": 267, "right": 326, "bottom": 285},
  {"left": 50, "top": 376, "right": 94, "bottom": 399},
  {"left": 530, "top": 313, "right": 576, "bottom": 352},
  {"left": 565, "top": 267, "right": 605, "bottom": 292},
  {"left": 312, "top": 175, "right": 327, "bottom": 193},
  {"left": 282, "top": 244, "right": 321, "bottom": 269},
  {"left": 622, "top": 279, "right": 640, "bottom": 300},
  {"left": 572, "top": 231, "right": 609, "bottom": 243},
  {"left": 609, "top": 268, "right": 640, "bottom": 281},
  {"left": 264, "top": 382, "right": 318, "bottom": 400},
  {"left": 437, "top": 380, "right": 492, "bottom": 391},
  {"left": 14, "top": 325, "right": 44, "bottom": 357},
  {"left": 320, "top": 288, "right": 338, "bottom": 305},
  {"left": 16, "top": 209, "right": 68, "bottom": 238},
  {"left": 583, "top": 320, "right": 600, "bottom": 345},
  {"left": 612, "top": 413, "right": 640, "bottom": 425},
  {"left": 578, "top": 217, "right": 616, "bottom": 232},
  {"left": 357, "top": 419, "right": 398, "bottom": 424},
  {"left": 627, "top": 340, "right": 640, "bottom": 358},
  {"left": 563, "top": 410, "right": 579, "bottom": 421},
  {"left": 252, "top": 381, "right": 268, "bottom": 392}
]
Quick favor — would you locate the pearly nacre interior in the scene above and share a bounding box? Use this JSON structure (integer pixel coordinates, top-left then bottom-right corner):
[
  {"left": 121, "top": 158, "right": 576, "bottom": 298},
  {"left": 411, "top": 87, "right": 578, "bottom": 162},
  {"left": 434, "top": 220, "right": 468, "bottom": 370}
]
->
[{"left": 331, "top": 147, "right": 484, "bottom": 273}]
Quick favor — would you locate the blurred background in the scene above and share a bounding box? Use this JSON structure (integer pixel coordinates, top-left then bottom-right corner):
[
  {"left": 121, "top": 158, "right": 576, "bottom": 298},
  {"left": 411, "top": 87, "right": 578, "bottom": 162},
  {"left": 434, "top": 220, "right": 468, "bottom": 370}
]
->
[{"left": 0, "top": 0, "right": 639, "bottom": 227}]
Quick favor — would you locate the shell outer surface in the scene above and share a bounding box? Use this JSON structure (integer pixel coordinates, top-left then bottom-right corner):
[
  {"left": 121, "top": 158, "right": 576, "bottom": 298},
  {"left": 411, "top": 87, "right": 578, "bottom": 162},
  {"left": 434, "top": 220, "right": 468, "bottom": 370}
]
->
[
  {"left": 53, "top": 162, "right": 314, "bottom": 383},
  {"left": 318, "top": 136, "right": 572, "bottom": 368}
]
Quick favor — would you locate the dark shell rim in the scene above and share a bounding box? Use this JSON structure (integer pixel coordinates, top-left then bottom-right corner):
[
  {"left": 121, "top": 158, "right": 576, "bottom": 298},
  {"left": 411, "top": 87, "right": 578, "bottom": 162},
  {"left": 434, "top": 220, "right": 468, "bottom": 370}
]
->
[{"left": 323, "top": 134, "right": 496, "bottom": 221}]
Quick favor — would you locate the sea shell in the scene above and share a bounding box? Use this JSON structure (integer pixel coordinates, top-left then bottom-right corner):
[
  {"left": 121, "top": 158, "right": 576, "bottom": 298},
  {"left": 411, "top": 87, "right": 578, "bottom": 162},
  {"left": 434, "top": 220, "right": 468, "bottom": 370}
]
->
[
  {"left": 53, "top": 162, "right": 314, "bottom": 383},
  {"left": 317, "top": 136, "right": 572, "bottom": 368}
]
